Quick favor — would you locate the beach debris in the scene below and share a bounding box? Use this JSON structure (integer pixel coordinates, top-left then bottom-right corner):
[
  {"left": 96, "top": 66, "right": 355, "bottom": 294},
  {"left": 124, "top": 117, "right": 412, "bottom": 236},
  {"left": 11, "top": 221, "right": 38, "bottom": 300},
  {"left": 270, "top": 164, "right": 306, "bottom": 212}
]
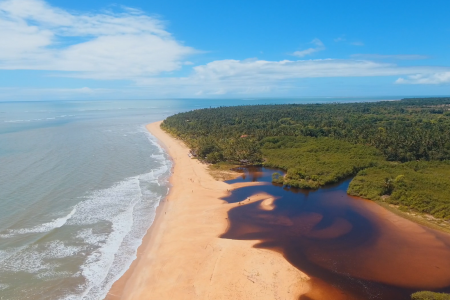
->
[
  {"left": 189, "top": 149, "right": 197, "bottom": 157},
  {"left": 246, "top": 277, "right": 255, "bottom": 283}
]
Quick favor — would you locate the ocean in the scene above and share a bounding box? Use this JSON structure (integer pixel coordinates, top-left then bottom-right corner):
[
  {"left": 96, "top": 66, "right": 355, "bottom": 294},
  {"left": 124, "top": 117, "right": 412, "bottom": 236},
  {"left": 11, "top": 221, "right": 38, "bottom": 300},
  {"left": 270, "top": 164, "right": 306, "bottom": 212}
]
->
[{"left": 0, "top": 97, "right": 399, "bottom": 300}]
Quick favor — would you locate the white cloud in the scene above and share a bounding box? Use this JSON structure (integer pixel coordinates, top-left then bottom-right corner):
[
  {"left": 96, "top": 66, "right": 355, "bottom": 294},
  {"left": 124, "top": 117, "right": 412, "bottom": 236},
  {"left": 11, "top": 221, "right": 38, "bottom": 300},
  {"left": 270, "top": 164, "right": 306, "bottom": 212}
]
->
[
  {"left": 351, "top": 54, "right": 429, "bottom": 60},
  {"left": 3, "top": 58, "right": 449, "bottom": 99},
  {"left": 186, "top": 59, "right": 448, "bottom": 81},
  {"left": 396, "top": 72, "right": 450, "bottom": 85},
  {"left": 136, "top": 59, "right": 450, "bottom": 96},
  {"left": 292, "top": 38, "right": 325, "bottom": 57},
  {"left": 350, "top": 41, "right": 364, "bottom": 46},
  {"left": 334, "top": 36, "right": 346, "bottom": 42},
  {"left": 0, "top": 0, "right": 448, "bottom": 98},
  {"left": 0, "top": 86, "right": 114, "bottom": 100},
  {"left": 0, "top": 0, "right": 196, "bottom": 79}
]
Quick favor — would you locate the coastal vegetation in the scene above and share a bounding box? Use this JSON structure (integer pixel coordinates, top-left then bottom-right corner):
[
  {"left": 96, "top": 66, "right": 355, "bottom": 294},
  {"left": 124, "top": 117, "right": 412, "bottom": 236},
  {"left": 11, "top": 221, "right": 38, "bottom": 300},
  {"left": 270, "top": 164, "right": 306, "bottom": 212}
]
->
[
  {"left": 161, "top": 98, "right": 450, "bottom": 220},
  {"left": 162, "top": 97, "right": 450, "bottom": 162},
  {"left": 348, "top": 161, "right": 450, "bottom": 218},
  {"left": 261, "top": 136, "right": 383, "bottom": 188},
  {"left": 207, "top": 162, "right": 241, "bottom": 181},
  {"left": 411, "top": 291, "right": 450, "bottom": 300}
]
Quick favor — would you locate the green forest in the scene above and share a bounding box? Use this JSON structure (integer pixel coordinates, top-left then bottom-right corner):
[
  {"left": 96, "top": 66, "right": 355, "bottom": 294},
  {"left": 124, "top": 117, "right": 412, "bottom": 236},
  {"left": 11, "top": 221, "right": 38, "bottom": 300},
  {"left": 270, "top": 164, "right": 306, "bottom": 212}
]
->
[
  {"left": 262, "top": 136, "right": 384, "bottom": 188},
  {"left": 161, "top": 98, "right": 450, "bottom": 219},
  {"left": 348, "top": 161, "right": 450, "bottom": 218}
]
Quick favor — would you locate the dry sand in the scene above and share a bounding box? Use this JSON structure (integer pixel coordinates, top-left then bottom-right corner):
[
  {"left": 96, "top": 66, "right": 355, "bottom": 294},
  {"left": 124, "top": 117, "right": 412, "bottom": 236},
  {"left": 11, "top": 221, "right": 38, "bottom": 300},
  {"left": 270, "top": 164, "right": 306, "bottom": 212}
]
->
[{"left": 106, "top": 121, "right": 309, "bottom": 300}]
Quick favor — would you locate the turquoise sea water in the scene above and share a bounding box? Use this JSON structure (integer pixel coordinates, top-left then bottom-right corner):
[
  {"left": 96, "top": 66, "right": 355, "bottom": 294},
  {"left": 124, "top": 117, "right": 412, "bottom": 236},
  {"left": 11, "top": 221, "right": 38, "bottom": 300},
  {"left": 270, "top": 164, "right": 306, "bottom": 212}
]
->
[{"left": 0, "top": 97, "right": 400, "bottom": 300}]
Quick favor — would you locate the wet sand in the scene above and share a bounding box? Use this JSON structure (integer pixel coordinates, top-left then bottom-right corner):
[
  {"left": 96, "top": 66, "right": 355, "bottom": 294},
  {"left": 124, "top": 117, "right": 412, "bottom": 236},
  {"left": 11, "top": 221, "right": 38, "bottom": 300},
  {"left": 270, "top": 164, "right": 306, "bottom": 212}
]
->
[{"left": 106, "top": 122, "right": 310, "bottom": 300}]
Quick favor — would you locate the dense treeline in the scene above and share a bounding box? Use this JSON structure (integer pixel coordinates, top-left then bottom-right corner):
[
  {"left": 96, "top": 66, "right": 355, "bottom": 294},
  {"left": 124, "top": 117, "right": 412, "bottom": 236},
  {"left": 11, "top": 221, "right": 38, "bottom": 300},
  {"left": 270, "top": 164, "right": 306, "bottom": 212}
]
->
[
  {"left": 348, "top": 161, "right": 450, "bottom": 218},
  {"left": 162, "top": 98, "right": 450, "bottom": 162},
  {"left": 162, "top": 98, "right": 450, "bottom": 219}
]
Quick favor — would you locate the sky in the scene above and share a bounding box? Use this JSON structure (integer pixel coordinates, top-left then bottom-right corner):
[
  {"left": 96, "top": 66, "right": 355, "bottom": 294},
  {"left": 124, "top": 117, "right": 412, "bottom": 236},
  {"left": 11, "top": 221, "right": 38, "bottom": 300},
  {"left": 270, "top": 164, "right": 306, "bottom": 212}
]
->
[{"left": 0, "top": 0, "right": 449, "bottom": 100}]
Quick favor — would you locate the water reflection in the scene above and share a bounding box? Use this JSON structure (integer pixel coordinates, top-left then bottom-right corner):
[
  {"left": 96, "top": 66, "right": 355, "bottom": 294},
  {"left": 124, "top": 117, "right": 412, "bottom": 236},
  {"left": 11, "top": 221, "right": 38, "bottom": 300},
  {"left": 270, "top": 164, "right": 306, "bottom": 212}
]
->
[{"left": 222, "top": 167, "right": 450, "bottom": 300}]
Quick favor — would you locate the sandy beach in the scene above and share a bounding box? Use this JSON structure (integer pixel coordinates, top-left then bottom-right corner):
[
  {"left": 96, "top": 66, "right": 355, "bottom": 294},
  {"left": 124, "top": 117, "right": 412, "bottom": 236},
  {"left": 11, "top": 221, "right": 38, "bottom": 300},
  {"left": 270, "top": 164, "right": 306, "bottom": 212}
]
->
[{"left": 106, "top": 121, "right": 309, "bottom": 300}]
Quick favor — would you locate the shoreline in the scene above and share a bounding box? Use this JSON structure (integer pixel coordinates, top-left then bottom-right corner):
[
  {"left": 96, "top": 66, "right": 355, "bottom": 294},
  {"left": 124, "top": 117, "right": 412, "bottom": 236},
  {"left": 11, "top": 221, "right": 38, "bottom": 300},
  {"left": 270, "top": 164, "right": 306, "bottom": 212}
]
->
[
  {"left": 106, "top": 121, "right": 309, "bottom": 300},
  {"left": 106, "top": 125, "right": 175, "bottom": 300},
  {"left": 105, "top": 187, "right": 170, "bottom": 300},
  {"left": 374, "top": 200, "right": 450, "bottom": 234}
]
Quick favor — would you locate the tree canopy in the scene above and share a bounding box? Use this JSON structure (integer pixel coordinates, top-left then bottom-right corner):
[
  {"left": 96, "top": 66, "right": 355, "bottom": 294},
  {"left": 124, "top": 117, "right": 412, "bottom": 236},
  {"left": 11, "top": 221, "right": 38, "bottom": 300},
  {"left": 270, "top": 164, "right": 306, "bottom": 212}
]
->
[
  {"left": 162, "top": 98, "right": 450, "bottom": 219},
  {"left": 162, "top": 98, "right": 450, "bottom": 162}
]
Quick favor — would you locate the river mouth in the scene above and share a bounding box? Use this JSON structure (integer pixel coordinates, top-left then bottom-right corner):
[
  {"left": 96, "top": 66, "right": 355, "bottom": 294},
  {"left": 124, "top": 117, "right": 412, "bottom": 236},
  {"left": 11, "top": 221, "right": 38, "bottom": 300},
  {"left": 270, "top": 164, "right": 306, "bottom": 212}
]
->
[{"left": 221, "top": 167, "right": 450, "bottom": 300}]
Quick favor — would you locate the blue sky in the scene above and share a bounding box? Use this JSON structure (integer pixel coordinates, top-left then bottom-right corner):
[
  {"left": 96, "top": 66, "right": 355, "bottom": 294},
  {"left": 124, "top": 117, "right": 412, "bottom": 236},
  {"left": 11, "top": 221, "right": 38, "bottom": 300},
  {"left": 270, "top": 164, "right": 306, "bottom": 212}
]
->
[{"left": 0, "top": 0, "right": 449, "bottom": 100}]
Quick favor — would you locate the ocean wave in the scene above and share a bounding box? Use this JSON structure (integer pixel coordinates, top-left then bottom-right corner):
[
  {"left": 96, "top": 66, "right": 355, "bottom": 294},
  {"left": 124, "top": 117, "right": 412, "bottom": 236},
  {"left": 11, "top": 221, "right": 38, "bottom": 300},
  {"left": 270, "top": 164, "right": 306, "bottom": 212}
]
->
[
  {"left": 76, "top": 108, "right": 138, "bottom": 112},
  {"left": 0, "top": 126, "right": 172, "bottom": 300},
  {"left": 1, "top": 162, "right": 170, "bottom": 299},
  {"left": 0, "top": 241, "right": 83, "bottom": 276},
  {"left": 0, "top": 208, "right": 76, "bottom": 238},
  {"left": 61, "top": 131, "right": 171, "bottom": 299},
  {"left": 71, "top": 166, "right": 170, "bottom": 300},
  {"left": 3, "top": 115, "right": 75, "bottom": 123},
  {"left": 72, "top": 131, "right": 171, "bottom": 300}
]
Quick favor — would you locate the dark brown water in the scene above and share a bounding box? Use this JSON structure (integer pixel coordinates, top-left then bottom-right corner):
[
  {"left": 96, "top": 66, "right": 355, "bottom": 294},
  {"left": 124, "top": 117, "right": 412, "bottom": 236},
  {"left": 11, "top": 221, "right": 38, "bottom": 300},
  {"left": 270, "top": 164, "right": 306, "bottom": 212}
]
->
[{"left": 222, "top": 167, "right": 450, "bottom": 300}]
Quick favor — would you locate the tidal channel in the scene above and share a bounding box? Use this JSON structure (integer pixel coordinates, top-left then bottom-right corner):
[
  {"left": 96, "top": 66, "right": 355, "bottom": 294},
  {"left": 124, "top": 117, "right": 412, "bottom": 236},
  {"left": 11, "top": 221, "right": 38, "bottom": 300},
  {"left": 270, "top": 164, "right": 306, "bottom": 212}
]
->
[{"left": 221, "top": 167, "right": 450, "bottom": 300}]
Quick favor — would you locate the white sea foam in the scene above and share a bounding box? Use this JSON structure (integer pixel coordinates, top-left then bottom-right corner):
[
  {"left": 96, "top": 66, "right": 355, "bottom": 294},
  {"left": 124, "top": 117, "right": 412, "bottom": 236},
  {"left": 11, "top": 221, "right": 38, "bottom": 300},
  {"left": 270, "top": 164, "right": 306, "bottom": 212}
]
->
[
  {"left": 1, "top": 164, "right": 170, "bottom": 299},
  {"left": 75, "top": 229, "right": 107, "bottom": 246},
  {"left": 0, "top": 249, "right": 18, "bottom": 264},
  {"left": 1, "top": 241, "right": 83, "bottom": 276},
  {"left": 0, "top": 208, "right": 76, "bottom": 238},
  {"left": 4, "top": 119, "right": 31, "bottom": 123},
  {"left": 43, "top": 240, "right": 82, "bottom": 259},
  {"left": 20, "top": 208, "right": 77, "bottom": 234},
  {"left": 73, "top": 169, "right": 170, "bottom": 299},
  {"left": 3, "top": 115, "right": 75, "bottom": 123},
  {"left": 60, "top": 128, "right": 171, "bottom": 300},
  {"left": 0, "top": 125, "right": 171, "bottom": 300}
]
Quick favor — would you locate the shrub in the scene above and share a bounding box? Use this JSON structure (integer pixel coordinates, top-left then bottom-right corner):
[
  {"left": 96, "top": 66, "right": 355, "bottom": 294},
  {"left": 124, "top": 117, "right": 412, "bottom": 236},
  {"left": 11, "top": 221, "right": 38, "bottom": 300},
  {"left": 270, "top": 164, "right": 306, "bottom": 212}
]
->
[
  {"left": 206, "top": 152, "right": 223, "bottom": 164},
  {"left": 411, "top": 291, "right": 450, "bottom": 300},
  {"left": 349, "top": 161, "right": 450, "bottom": 219},
  {"left": 272, "top": 172, "right": 284, "bottom": 184}
]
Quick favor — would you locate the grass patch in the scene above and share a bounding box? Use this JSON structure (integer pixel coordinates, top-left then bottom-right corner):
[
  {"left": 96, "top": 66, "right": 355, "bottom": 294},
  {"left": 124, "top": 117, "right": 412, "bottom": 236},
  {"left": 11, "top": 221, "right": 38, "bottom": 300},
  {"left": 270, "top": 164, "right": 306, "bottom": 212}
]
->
[
  {"left": 411, "top": 291, "right": 450, "bottom": 300},
  {"left": 207, "top": 162, "right": 241, "bottom": 181}
]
